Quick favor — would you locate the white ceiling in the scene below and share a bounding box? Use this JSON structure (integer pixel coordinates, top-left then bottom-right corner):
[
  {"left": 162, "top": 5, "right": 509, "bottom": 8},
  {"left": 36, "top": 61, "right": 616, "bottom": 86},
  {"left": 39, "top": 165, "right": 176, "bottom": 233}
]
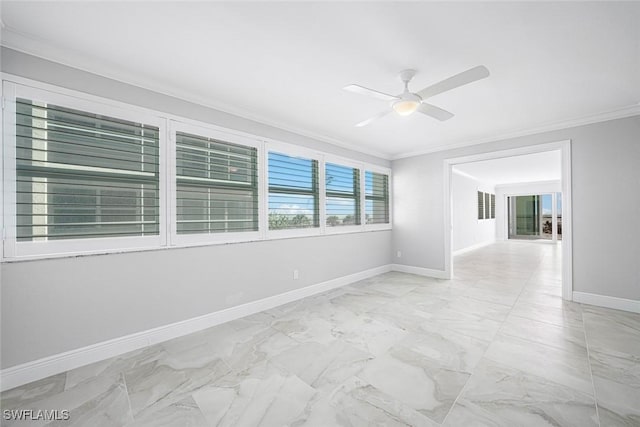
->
[
  {"left": 453, "top": 151, "right": 561, "bottom": 186},
  {"left": 1, "top": 2, "right": 639, "bottom": 159}
]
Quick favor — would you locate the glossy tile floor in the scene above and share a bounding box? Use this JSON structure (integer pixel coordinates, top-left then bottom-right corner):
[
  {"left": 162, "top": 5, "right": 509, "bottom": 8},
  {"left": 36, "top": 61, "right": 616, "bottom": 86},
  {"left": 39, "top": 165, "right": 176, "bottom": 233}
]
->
[{"left": 2, "top": 241, "right": 639, "bottom": 426}]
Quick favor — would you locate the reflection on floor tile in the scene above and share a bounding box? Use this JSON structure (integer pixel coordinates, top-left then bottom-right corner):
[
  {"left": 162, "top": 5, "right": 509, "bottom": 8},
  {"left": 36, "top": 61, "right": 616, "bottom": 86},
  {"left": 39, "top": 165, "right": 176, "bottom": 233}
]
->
[
  {"left": 124, "top": 396, "right": 207, "bottom": 427},
  {"left": 0, "top": 373, "right": 67, "bottom": 410},
  {"left": 445, "top": 359, "right": 598, "bottom": 427},
  {"left": 2, "top": 241, "right": 639, "bottom": 426},
  {"left": 3, "top": 374, "right": 133, "bottom": 427},
  {"left": 500, "top": 314, "right": 587, "bottom": 354},
  {"left": 193, "top": 362, "right": 315, "bottom": 427},
  {"left": 484, "top": 333, "right": 592, "bottom": 394}
]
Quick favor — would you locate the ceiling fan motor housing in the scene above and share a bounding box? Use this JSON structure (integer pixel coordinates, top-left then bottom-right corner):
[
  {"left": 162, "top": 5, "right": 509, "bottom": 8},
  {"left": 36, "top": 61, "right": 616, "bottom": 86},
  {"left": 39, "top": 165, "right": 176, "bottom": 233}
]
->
[{"left": 399, "top": 69, "right": 417, "bottom": 83}]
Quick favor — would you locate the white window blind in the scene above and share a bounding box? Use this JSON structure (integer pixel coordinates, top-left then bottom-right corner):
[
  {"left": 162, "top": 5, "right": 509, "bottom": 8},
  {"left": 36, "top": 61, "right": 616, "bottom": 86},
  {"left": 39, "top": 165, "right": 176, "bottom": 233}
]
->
[
  {"left": 268, "top": 151, "right": 319, "bottom": 230},
  {"left": 15, "top": 98, "right": 160, "bottom": 241},
  {"left": 365, "top": 171, "right": 389, "bottom": 224},
  {"left": 175, "top": 131, "right": 258, "bottom": 234},
  {"left": 325, "top": 162, "right": 360, "bottom": 227}
]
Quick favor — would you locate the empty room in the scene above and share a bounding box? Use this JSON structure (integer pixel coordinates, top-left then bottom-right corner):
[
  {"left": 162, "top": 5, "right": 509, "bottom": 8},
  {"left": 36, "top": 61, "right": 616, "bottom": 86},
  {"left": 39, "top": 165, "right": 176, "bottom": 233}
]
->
[{"left": 1, "top": 1, "right": 639, "bottom": 426}]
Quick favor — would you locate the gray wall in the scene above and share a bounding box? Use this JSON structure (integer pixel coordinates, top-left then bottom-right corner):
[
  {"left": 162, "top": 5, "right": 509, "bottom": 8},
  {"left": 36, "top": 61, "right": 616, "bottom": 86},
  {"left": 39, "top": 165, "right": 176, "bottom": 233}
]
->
[
  {"left": 1, "top": 232, "right": 391, "bottom": 368},
  {"left": 452, "top": 172, "right": 495, "bottom": 252},
  {"left": 0, "top": 49, "right": 392, "bottom": 368},
  {"left": 1, "top": 48, "right": 388, "bottom": 168},
  {"left": 393, "top": 115, "right": 640, "bottom": 301}
]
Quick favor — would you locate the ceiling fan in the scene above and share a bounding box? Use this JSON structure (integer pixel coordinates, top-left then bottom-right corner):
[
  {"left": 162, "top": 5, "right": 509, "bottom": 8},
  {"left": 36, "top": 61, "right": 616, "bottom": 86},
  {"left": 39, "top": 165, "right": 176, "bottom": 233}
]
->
[{"left": 344, "top": 65, "right": 490, "bottom": 127}]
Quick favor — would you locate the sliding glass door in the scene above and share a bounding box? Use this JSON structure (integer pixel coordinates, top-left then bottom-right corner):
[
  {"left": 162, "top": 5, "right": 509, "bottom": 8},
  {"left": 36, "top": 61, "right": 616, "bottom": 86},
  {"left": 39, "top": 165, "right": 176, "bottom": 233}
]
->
[
  {"left": 508, "top": 193, "right": 562, "bottom": 241},
  {"left": 509, "top": 195, "right": 540, "bottom": 238}
]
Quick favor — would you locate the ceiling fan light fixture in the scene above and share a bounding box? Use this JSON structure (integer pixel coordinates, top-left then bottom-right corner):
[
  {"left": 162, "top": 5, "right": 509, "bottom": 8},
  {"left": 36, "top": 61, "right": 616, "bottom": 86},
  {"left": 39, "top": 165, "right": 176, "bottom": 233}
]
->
[{"left": 392, "top": 99, "right": 420, "bottom": 116}]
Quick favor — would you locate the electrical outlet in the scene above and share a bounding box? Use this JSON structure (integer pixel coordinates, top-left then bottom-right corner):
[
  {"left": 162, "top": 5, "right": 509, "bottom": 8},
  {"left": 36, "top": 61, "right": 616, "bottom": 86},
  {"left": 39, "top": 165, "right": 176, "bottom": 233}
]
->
[
  {"left": 397, "top": 251, "right": 402, "bottom": 258},
  {"left": 293, "top": 269, "right": 299, "bottom": 280}
]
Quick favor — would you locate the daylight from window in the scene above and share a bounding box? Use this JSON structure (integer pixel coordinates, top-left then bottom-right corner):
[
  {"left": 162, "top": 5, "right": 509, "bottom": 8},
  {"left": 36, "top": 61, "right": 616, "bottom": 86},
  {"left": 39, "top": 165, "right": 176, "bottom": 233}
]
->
[{"left": 268, "top": 152, "right": 319, "bottom": 230}]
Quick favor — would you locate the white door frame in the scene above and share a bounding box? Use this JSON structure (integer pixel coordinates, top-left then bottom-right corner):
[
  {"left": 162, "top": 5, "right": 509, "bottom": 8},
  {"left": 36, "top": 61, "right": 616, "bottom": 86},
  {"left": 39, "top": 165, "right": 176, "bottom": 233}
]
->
[{"left": 443, "top": 140, "right": 573, "bottom": 300}]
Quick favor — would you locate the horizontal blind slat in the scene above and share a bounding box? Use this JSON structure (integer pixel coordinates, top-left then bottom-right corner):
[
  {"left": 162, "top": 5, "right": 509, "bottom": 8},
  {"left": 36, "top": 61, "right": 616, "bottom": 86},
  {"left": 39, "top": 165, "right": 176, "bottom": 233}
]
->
[
  {"left": 365, "top": 171, "right": 389, "bottom": 224},
  {"left": 175, "top": 131, "right": 258, "bottom": 236},
  {"left": 268, "top": 151, "right": 319, "bottom": 230},
  {"left": 16, "top": 97, "right": 160, "bottom": 241},
  {"left": 325, "top": 162, "right": 360, "bottom": 227}
]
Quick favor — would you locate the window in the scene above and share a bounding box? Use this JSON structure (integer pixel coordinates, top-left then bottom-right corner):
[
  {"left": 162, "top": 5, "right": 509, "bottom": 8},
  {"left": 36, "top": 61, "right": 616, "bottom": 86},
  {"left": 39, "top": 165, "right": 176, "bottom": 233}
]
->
[
  {"left": 365, "top": 171, "right": 389, "bottom": 224},
  {"left": 3, "top": 80, "right": 392, "bottom": 260},
  {"left": 175, "top": 131, "right": 258, "bottom": 235},
  {"left": 477, "top": 191, "right": 484, "bottom": 220},
  {"left": 484, "top": 192, "right": 490, "bottom": 219},
  {"left": 15, "top": 97, "right": 160, "bottom": 242},
  {"left": 268, "top": 151, "right": 319, "bottom": 230},
  {"left": 325, "top": 162, "right": 360, "bottom": 227},
  {"left": 490, "top": 193, "right": 496, "bottom": 219}
]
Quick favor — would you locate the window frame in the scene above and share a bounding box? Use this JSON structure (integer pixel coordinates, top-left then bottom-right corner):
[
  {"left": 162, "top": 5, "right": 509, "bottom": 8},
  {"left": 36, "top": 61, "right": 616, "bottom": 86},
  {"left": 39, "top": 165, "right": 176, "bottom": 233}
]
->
[
  {"left": 322, "top": 155, "right": 365, "bottom": 234},
  {"left": 490, "top": 193, "right": 496, "bottom": 219},
  {"left": 363, "top": 166, "right": 392, "bottom": 231},
  {"left": 2, "top": 81, "right": 167, "bottom": 260},
  {"left": 484, "top": 192, "right": 491, "bottom": 219},
  {"left": 264, "top": 142, "right": 323, "bottom": 239},
  {"left": 168, "top": 120, "right": 263, "bottom": 246},
  {"left": 477, "top": 190, "right": 485, "bottom": 220}
]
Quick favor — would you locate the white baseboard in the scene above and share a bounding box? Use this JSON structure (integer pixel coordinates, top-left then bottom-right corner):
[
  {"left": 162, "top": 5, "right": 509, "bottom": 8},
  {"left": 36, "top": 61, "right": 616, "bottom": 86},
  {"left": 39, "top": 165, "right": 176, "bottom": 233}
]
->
[
  {"left": 573, "top": 291, "right": 640, "bottom": 314},
  {"left": 453, "top": 240, "right": 495, "bottom": 256},
  {"left": 0, "top": 264, "right": 391, "bottom": 392},
  {"left": 391, "top": 264, "right": 449, "bottom": 279}
]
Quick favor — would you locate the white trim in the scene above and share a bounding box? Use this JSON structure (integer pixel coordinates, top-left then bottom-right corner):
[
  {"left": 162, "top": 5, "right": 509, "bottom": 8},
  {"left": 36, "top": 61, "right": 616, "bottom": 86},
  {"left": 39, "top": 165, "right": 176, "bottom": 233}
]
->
[
  {"left": 560, "top": 141, "right": 573, "bottom": 301},
  {"left": 0, "top": 79, "right": 4, "bottom": 260},
  {"left": 2, "top": 82, "right": 17, "bottom": 258},
  {"left": 318, "top": 155, "right": 328, "bottom": 235},
  {"left": 443, "top": 140, "right": 573, "bottom": 300},
  {"left": 363, "top": 168, "right": 393, "bottom": 231},
  {"left": 0, "top": 40, "right": 391, "bottom": 160},
  {"left": 323, "top": 156, "right": 364, "bottom": 232},
  {"left": 264, "top": 143, "right": 323, "bottom": 239},
  {"left": 2, "top": 81, "right": 167, "bottom": 260},
  {"left": 391, "top": 264, "right": 448, "bottom": 279},
  {"left": 359, "top": 168, "right": 366, "bottom": 226},
  {"left": 443, "top": 159, "right": 454, "bottom": 279},
  {"left": 0, "top": 264, "right": 392, "bottom": 392},
  {"left": 494, "top": 179, "right": 562, "bottom": 192},
  {"left": 573, "top": 292, "right": 640, "bottom": 314},
  {"left": 451, "top": 168, "right": 480, "bottom": 182},
  {"left": 453, "top": 240, "right": 495, "bottom": 256},
  {"left": 392, "top": 104, "right": 640, "bottom": 160},
  {"left": 5, "top": 37, "right": 640, "bottom": 161},
  {"left": 169, "top": 120, "right": 263, "bottom": 247}
]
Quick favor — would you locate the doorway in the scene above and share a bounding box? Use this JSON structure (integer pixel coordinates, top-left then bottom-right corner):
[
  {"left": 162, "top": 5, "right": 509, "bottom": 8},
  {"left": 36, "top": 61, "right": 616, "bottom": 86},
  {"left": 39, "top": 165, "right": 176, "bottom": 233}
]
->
[{"left": 443, "top": 140, "right": 573, "bottom": 300}]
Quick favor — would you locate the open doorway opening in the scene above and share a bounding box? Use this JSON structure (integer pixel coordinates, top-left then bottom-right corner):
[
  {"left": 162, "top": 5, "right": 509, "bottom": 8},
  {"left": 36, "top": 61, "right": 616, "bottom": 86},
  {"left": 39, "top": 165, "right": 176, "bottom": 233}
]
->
[{"left": 443, "top": 141, "right": 572, "bottom": 300}]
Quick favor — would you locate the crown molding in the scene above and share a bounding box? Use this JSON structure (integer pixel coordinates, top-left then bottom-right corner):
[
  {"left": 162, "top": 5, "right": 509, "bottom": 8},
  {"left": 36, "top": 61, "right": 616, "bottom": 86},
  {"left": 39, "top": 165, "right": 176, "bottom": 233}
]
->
[
  {"left": 0, "top": 27, "right": 391, "bottom": 161},
  {"left": 451, "top": 168, "right": 480, "bottom": 182},
  {"left": 3, "top": 25, "right": 638, "bottom": 164},
  {"left": 392, "top": 104, "right": 640, "bottom": 160}
]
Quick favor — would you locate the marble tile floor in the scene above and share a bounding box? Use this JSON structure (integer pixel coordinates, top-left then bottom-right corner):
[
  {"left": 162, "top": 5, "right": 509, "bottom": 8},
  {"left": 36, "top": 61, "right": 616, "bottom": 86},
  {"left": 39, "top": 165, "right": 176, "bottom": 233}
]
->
[{"left": 2, "top": 241, "right": 639, "bottom": 426}]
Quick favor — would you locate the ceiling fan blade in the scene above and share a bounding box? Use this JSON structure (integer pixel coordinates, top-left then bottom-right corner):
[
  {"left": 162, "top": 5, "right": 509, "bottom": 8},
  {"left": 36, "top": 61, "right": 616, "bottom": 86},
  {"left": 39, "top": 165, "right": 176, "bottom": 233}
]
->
[
  {"left": 416, "top": 65, "right": 490, "bottom": 100},
  {"left": 344, "top": 84, "right": 399, "bottom": 102},
  {"left": 355, "top": 110, "right": 392, "bottom": 127},
  {"left": 418, "top": 103, "right": 454, "bottom": 121}
]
